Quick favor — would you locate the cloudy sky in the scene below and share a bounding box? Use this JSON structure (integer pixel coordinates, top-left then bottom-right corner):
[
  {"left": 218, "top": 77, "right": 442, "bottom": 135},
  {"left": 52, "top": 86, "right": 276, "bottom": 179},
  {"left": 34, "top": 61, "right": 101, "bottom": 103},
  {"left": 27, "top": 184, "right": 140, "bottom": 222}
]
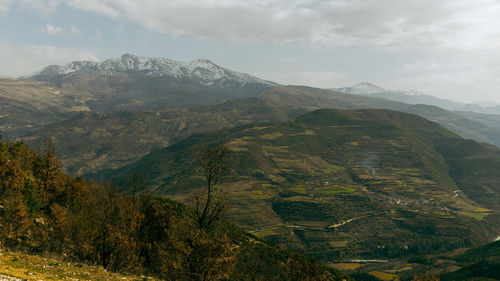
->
[{"left": 1, "top": 0, "right": 500, "bottom": 103}]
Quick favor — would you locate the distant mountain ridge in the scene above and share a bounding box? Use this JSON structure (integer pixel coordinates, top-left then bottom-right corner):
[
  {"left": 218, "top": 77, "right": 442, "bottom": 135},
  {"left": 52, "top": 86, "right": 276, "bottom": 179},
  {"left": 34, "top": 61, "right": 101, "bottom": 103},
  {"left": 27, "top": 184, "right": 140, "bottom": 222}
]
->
[
  {"left": 23, "top": 53, "right": 277, "bottom": 88},
  {"left": 334, "top": 82, "right": 500, "bottom": 115},
  {"left": 335, "top": 82, "right": 465, "bottom": 109},
  {"left": 336, "top": 82, "right": 387, "bottom": 96},
  {"left": 13, "top": 54, "right": 278, "bottom": 113}
]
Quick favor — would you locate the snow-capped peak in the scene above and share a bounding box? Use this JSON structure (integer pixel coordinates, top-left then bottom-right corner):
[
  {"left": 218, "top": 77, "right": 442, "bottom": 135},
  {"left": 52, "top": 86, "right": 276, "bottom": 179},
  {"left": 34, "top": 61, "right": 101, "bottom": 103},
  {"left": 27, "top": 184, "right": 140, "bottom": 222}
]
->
[
  {"left": 350, "top": 82, "right": 386, "bottom": 94},
  {"left": 336, "top": 82, "right": 386, "bottom": 96},
  {"left": 405, "top": 90, "right": 425, "bottom": 96},
  {"left": 23, "top": 54, "right": 277, "bottom": 87}
]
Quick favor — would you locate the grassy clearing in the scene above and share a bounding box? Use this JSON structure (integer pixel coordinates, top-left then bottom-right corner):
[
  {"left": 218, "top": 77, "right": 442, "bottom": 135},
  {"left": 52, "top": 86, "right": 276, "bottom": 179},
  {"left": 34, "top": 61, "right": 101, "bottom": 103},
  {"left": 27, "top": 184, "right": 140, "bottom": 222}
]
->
[
  {"left": 0, "top": 251, "right": 158, "bottom": 281},
  {"left": 260, "top": 132, "right": 282, "bottom": 140},
  {"left": 294, "top": 130, "right": 315, "bottom": 136},
  {"left": 440, "top": 215, "right": 456, "bottom": 219},
  {"left": 289, "top": 187, "right": 307, "bottom": 194},
  {"left": 458, "top": 211, "right": 490, "bottom": 220},
  {"left": 322, "top": 188, "right": 356, "bottom": 195},
  {"left": 474, "top": 207, "right": 492, "bottom": 213},
  {"left": 252, "top": 229, "right": 278, "bottom": 237},
  {"left": 262, "top": 145, "right": 288, "bottom": 152},
  {"left": 369, "top": 271, "right": 400, "bottom": 281},
  {"left": 249, "top": 194, "right": 273, "bottom": 200},
  {"left": 227, "top": 139, "right": 251, "bottom": 151},
  {"left": 273, "top": 158, "right": 302, "bottom": 164},
  {"left": 329, "top": 263, "right": 361, "bottom": 270}
]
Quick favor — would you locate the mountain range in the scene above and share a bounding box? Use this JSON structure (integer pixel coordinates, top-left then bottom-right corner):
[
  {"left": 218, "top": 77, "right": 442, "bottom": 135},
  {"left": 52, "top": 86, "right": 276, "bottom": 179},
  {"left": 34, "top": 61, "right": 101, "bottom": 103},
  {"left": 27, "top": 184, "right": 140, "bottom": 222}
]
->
[
  {"left": 3, "top": 54, "right": 500, "bottom": 176},
  {"left": 2, "top": 54, "right": 500, "bottom": 279},
  {"left": 18, "top": 54, "right": 276, "bottom": 113},
  {"left": 24, "top": 53, "right": 275, "bottom": 88},
  {"left": 335, "top": 82, "right": 500, "bottom": 115}
]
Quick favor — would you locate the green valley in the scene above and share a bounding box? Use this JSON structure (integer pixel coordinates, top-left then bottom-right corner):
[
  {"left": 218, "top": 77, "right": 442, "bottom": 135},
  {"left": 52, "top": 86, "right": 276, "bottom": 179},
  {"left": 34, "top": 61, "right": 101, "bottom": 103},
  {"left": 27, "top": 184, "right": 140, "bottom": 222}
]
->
[{"left": 107, "top": 108, "right": 500, "bottom": 272}]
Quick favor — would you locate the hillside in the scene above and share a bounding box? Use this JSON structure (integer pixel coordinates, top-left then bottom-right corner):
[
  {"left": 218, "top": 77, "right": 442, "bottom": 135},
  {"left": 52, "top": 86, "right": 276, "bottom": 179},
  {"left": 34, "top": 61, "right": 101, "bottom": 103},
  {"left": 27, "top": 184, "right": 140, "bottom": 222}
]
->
[
  {"left": 15, "top": 86, "right": 500, "bottom": 177},
  {"left": 108, "top": 109, "right": 500, "bottom": 266},
  {"left": 0, "top": 79, "right": 87, "bottom": 137},
  {"left": 0, "top": 138, "right": 350, "bottom": 281},
  {"left": 21, "top": 98, "right": 297, "bottom": 175},
  {"left": 439, "top": 240, "right": 500, "bottom": 280}
]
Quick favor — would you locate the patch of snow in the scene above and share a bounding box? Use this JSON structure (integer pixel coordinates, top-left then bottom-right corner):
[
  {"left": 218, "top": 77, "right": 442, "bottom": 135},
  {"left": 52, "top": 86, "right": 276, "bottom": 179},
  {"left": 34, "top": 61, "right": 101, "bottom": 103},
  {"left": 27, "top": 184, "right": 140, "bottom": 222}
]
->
[
  {"left": 336, "top": 82, "right": 386, "bottom": 96},
  {"left": 405, "top": 90, "right": 425, "bottom": 96},
  {"left": 26, "top": 54, "right": 276, "bottom": 88}
]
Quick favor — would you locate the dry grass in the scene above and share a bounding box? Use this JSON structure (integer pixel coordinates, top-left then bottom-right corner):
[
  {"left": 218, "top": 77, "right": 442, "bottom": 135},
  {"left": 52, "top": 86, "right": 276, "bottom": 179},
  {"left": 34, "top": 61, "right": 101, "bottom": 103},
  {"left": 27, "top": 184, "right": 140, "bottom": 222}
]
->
[
  {"left": 369, "top": 271, "right": 400, "bottom": 281},
  {"left": 329, "top": 263, "right": 361, "bottom": 270},
  {"left": 0, "top": 251, "right": 158, "bottom": 281}
]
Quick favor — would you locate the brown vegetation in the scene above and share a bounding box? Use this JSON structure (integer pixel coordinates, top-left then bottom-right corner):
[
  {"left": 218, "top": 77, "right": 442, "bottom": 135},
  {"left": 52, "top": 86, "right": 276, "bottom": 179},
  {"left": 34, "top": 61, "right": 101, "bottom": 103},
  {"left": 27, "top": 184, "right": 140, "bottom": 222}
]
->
[{"left": 0, "top": 137, "right": 346, "bottom": 280}]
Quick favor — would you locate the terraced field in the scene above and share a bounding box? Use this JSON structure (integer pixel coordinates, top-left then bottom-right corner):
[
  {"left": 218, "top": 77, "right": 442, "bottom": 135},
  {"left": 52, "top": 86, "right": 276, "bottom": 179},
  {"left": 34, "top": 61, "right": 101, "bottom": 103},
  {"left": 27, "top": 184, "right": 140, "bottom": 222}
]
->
[{"left": 111, "top": 109, "right": 500, "bottom": 263}]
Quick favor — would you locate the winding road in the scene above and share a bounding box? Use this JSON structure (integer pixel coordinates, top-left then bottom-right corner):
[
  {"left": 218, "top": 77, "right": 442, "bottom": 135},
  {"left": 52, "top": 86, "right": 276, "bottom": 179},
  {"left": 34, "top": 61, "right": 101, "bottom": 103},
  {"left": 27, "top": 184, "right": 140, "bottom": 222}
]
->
[{"left": 327, "top": 211, "right": 386, "bottom": 228}]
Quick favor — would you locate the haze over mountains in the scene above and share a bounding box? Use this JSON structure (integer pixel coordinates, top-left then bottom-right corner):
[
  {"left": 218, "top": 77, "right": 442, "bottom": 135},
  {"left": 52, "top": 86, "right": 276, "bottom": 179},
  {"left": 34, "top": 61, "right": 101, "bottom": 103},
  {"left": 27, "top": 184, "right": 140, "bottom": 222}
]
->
[
  {"left": 2, "top": 54, "right": 500, "bottom": 176},
  {"left": 2, "top": 53, "right": 500, "bottom": 279},
  {"left": 336, "top": 82, "right": 500, "bottom": 115}
]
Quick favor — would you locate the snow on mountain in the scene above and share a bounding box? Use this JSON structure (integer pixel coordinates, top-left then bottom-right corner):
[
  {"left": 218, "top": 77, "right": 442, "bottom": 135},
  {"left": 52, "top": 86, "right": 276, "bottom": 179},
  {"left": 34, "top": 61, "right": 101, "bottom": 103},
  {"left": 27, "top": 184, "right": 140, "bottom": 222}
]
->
[
  {"left": 335, "top": 82, "right": 428, "bottom": 97},
  {"left": 405, "top": 90, "right": 426, "bottom": 96},
  {"left": 336, "top": 82, "right": 386, "bottom": 96},
  {"left": 333, "top": 82, "right": 469, "bottom": 111},
  {"left": 23, "top": 54, "right": 276, "bottom": 87}
]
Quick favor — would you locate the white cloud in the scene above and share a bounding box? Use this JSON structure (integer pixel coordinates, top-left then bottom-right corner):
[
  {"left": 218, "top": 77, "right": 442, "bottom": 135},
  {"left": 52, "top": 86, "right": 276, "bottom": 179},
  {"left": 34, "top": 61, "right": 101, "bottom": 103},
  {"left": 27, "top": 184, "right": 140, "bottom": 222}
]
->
[
  {"left": 45, "top": 0, "right": 500, "bottom": 50},
  {"left": 12, "top": 0, "right": 62, "bottom": 15},
  {"left": 0, "top": 0, "right": 15, "bottom": 14},
  {"left": 0, "top": 42, "right": 97, "bottom": 77},
  {"left": 4, "top": 0, "right": 500, "bottom": 50},
  {"left": 36, "top": 23, "right": 65, "bottom": 35},
  {"left": 66, "top": 0, "right": 119, "bottom": 18},
  {"left": 3, "top": 0, "right": 500, "bottom": 102}
]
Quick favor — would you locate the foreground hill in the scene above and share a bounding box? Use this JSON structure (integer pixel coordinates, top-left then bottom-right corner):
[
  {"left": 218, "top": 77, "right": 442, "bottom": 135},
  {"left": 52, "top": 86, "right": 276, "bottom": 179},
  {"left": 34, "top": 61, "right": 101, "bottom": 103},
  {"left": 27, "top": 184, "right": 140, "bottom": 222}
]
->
[
  {"left": 0, "top": 138, "right": 349, "bottom": 281},
  {"left": 109, "top": 109, "right": 500, "bottom": 266}
]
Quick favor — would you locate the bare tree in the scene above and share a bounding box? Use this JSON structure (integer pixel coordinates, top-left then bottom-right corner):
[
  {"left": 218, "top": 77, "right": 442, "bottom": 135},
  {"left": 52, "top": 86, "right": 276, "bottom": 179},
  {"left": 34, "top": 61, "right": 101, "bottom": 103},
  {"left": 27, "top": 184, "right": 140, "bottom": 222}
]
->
[
  {"left": 192, "top": 142, "right": 231, "bottom": 231},
  {"left": 124, "top": 171, "right": 149, "bottom": 196}
]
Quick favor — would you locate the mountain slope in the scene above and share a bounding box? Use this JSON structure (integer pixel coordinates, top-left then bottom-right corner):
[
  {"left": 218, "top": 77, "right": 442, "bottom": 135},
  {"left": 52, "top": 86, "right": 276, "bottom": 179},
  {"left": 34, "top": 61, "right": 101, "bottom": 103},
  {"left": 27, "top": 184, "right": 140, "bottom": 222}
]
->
[
  {"left": 18, "top": 86, "right": 500, "bottom": 176},
  {"left": 24, "top": 98, "right": 297, "bottom": 175},
  {"left": 0, "top": 79, "right": 91, "bottom": 137},
  {"left": 24, "top": 54, "right": 274, "bottom": 88},
  {"left": 22, "top": 54, "right": 277, "bottom": 112},
  {"left": 440, "top": 240, "right": 500, "bottom": 280},
  {"left": 108, "top": 108, "right": 500, "bottom": 263}
]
